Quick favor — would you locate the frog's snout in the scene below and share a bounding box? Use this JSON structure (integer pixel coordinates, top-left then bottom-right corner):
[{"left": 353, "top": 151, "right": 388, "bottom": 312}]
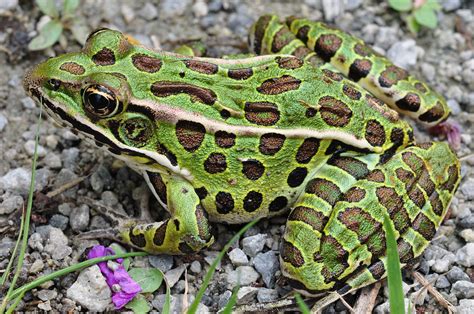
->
[{"left": 23, "top": 65, "right": 46, "bottom": 99}]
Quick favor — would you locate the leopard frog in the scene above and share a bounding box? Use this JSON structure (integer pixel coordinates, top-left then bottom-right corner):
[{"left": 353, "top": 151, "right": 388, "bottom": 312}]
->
[{"left": 23, "top": 15, "right": 460, "bottom": 295}]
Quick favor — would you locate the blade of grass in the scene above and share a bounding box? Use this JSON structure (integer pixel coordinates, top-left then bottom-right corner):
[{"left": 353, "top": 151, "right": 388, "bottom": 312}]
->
[
  {"left": 0, "top": 205, "right": 26, "bottom": 286},
  {"left": 221, "top": 286, "right": 239, "bottom": 314},
  {"left": 295, "top": 293, "right": 310, "bottom": 314},
  {"left": 187, "top": 219, "right": 259, "bottom": 314},
  {"left": 8, "top": 252, "right": 147, "bottom": 301},
  {"left": 383, "top": 213, "right": 405, "bottom": 314},
  {"left": 0, "top": 108, "right": 42, "bottom": 313}
]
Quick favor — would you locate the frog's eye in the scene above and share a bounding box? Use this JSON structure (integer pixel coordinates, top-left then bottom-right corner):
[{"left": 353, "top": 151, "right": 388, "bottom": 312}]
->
[
  {"left": 47, "top": 79, "right": 61, "bottom": 91},
  {"left": 82, "top": 84, "right": 121, "bottom": 118}
]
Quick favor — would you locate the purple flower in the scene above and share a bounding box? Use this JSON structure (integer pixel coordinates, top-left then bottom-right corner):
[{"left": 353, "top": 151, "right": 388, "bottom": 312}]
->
[
  {"left": 88, "top": 245, "right": 141, "bottom": 309},
  {"left": 429, "top": 120, "right": 462, "bottom": 151}
]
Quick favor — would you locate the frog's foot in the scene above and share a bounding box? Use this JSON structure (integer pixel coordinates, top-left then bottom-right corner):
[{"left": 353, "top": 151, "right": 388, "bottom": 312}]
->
[{"left": 281, "top": 142, "right": 460, "bottom": 295}]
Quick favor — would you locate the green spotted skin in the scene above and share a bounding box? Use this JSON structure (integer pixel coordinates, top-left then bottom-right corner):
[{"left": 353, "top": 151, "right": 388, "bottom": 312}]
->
[
  {"left": 23, "top": 16, "right": 460, "bottom": 295},
  {"left": 250, "top": 15, "right": 451, "bottom": 127}
]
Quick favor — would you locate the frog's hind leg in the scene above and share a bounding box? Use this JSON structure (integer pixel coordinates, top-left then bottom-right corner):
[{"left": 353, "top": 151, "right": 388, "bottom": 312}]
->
[{"left": 281, "top": 142, "right": 460, "bottom": 296}]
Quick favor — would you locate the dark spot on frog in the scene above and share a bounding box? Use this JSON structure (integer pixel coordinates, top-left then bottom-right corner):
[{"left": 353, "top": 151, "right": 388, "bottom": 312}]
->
[
  {"left": 204, "top": 153, "right": 227, "bottom": 174},
  {"left": 242, "top": 159, "right": 265, "bottom": 180},
  {"left": 175, "top": 120, "right": 206, "bottom": 152},
  {"left": 92, "top": 48, "right": 116, "bottom": 66},
  {"left": 269, "top": 196, "right": 288, "bottom": 212},
  {"left": 173, "top": 219, "right": 180, "bottom": 231},
  {"left": 215, "top": 191, "right": 234, "bottom": 214}
]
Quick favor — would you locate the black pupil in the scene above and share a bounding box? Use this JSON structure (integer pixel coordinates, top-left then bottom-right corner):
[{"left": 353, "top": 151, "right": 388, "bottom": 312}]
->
[
  {"left": 88, "top": 92, "right": 109, "bottom": 111},
  {"left": 48, "top": 79, "right": 61, "bottom": 91}
]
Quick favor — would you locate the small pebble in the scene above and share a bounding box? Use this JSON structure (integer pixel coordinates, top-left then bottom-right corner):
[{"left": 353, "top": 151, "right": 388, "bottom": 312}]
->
[
  {"left": 254, "top": 251, "right": 279, "bottom": 288},
  {"left": 228, "top": 248, "right": 249, "bottom": 266},
  {"left": 0, "top": 113, "right": 7, "bottom": 131},
  {"left": 456, "top": 243, "right": 474, "bottom": 267},
  {"left": 69, "top": 204, "right": 90, "bottom": 231},
  {"left": 226, "top": 266, "right": 260, "bottom": 288},
  {"left": 257, "top": 288, "right": 279, "bottom": 303},
  {"left": 451, "top": 280, "right": 474, "bottom": 298},
  {"left": 446, "top": 266, "right": 470, "bottom": 283},
  {"left": 190, "top": 260, "right": 202, "bottom": 274},
  {"left": 241, "top": 234, "right": 266, "bottom": 257},
  {"left": 236, "top": 286, "right": 258, "bottom": 305},
  {"left": 66, "top": 266, "right": 111, "bottom": 312}
]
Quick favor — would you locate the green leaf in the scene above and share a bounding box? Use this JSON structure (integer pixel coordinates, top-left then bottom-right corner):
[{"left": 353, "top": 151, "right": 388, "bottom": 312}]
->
[
  {"left": 406, "top": 15, "right": 421, "bottom": 34},
  {"left": 63, "top": 0, "right": 80, "bottom": 17},
  {"left": 295, "top": 293, "right": 311, "bottom": 314},
  {"left": 35, "top": 0, "right": 59, "bottom": 18},
  {"left": 424, "top": 0, "right": 442, "bottom": 11},
  {"left": 125, "top": 294, "right": 151, "bottom": 313},
  {"left": 28, "top": 20, "right": 63, "bottom": 51},
  {"left": 129, "top": 268, "right": 163, "bottom": 294},
  {"left": 388, "top": 0, "right": 412, "bottom": 12},
  {"left": 414, "top": 6, "right": 438, "bottom": 28},
  {"left": 384, "top": 214, "right": 405, "bottom": 314}
]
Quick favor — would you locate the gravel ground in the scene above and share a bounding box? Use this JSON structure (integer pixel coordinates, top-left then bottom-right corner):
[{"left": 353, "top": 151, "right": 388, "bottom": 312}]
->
[{"left": 0, "top": 0, "right": 473, "bottom": 312}]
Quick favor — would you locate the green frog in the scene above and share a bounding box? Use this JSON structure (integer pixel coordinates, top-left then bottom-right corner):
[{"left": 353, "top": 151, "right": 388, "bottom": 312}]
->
[{"left": 23, "top": 15, "right": 460, "bottom": 295}]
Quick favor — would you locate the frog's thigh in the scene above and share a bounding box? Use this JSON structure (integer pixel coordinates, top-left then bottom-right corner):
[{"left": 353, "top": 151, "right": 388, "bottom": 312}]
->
[
  {"left": 122, "top": 173, "right": 214, "bottom": 254},
  {"left": 281, "top": 142, "right": 460, "bottom": 295}
]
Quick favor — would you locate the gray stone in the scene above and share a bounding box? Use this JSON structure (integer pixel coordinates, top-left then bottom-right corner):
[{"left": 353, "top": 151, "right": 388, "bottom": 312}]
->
[
  {"left": 228, "top": 248, "right": 249, "bottom": 266},
  {"left": 257, "top": 288, "right": 279, "bottom": 303},
  {"left": 322, "top": 0, "right": 344, "bottom": 21},
  {"left": 446, "top": 266, "right": 470, "bottom": 283},
  {"left": 447, "top": 99, "right": 461, "bottom": 116},
  {"left": 24, "top": 140, "right": 47, "bottom": 157},
  {"left": 61, "top": 148, "right": 80, "bottom": 170},
  {"left": 218, "top": 290, "right": 232, "bottom": 309},
  {"left": 441, "top": 0, "right": 461, "bottom": 11},
  {"left": 120, "top": 4, "right": 135, "bottom": 23},
  {"left": 0, "top": 194, "right": 23, "bottom": 215},
  {"left": 435, "top": 275, "right": 450, "bottom": 289},
  {"left": 66, "top": 265, "right": 111, "bottom": 312},
  {"left": 254, "top": 251, "right": 279, "bottom": 288},
  {"left": 44, "top": 152, "right": 62, "bottom": 169},
  {"left": 204, "top": 251, "right": 221, "bottom": 270},
  {"left": 236, "top": 286, "right": 258, "bottom": 305},
  {"left": 345, "top": 0, "right": 362, "bottom": 10},
  {"left": 227, "top": 266, "right": 260, "bottom": 288},
  {"left": 54, "top": 169, "right": 78, "bottom": 198},
  {"left": 375, "top": 27, "right": 399, "bottom": 50},
  {"left": 58, "top": 203, "right": 72, "bottom": 216},
  {"left": 387, "top": 39, "right": 419, "bottom": 69},
  {"left": 101, "top": 191, "right": 119, "bottom": 207},
  {"left": 49, "top": 214, "right": 69, "bottom": 230},
  {"left": 459, "top": 215, "right": 474, "bottom": 229},
  {"left": 29, "top": 259, "right": 44, "bottom": 273},
  {"left": 421, "top": 63, "right": 436, "bottom": 81},
  {"left": 459, "top": 229, "right": 474, "bottom": 242},
  {"left": 193, "top": 0, "right": 208, "bottom": 17},
  {"left": 28, "top": 232, "right": 43, "bottom": 251},
  {"left": 451, "top": 280, "right": 474, "bottom": 298},
  {"left": 43, "top": 227, "right": 72, "bottom": 260},
  {"left": 159, "top": 0, "right": 192, "bottom": 17},
  {"left": 152, "top": 294, "right": 209, "bottom": 313},
  {"left": 456, "top": 243, "right": 474, "bottom": 267},
  {"left": 432, "top": 252, "right": 456, "bottom": 273},
  {"left": 37, "top": 289, "right": 58, "bottom": 301},
  {"left": 165, "top": 264, "right": 187, "bottom": 288},
  {"left": 0, "top": 113, "right": 7, "bottom": 131},
  {"left": 460, "top": 178, "right": 474, "bottom": 200},
  {"left": 190, "top": 261, "right": 202, "bottom": 274},
  {"left": 138, "top": 2, "right": 158, "bottom": 20},
  {"left": 0, "top": 168, "right": 31, "bottom": 194},
  {"left": 457, "top": 299, "right": 474, "bottom": 314},
  {"left": 462, "top": 59, "right": 474, "bottom": 88},
  {"left": 241, "top": 234, "right": 266, "bottom": 257},
  {"left": 375, "top": 298, "right": 410, "bottom": 314},
  {"left": 69, "top": 204, "right": 90, "bottom": 231},
  {"left": 148, "top": 254, "right": 174, "bottom": 273},
  {"left": 21, "top": 97, "right": 35, "bottom": 109},
  {"left": 0, "top": 0, "right": 18, "bottom": 11},
  {"left": 38, "top": 301, "right": 52, "bottom": 311}
]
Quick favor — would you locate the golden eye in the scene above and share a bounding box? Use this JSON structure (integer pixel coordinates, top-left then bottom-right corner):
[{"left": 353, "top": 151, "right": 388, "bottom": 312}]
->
[{"left": 82, "top": 84, "right": 120, "bottom": 118}]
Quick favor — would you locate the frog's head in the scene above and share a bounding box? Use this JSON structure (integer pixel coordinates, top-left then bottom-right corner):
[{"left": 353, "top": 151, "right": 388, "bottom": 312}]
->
[{"left": 23, "top": 29, "right": 182, "bottom": 175}]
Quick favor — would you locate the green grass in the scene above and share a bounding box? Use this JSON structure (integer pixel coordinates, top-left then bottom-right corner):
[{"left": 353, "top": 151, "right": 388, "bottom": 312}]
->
[{"left": 383, "top": 213, "right": 405, "bottom": 314}]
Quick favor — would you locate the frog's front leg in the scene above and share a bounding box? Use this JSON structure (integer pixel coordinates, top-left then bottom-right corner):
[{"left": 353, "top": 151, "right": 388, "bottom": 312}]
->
[
  {"left": 281, "top": 142, "right": 460, "bottom": 295},
  {"left": 122, "top": 173, "right": 214, "bottom": 255}
]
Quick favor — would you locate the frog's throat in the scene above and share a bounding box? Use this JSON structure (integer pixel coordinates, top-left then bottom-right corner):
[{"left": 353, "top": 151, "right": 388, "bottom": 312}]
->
[{"left": 130, "top": 98, "right": 379, "bottom": 152}]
